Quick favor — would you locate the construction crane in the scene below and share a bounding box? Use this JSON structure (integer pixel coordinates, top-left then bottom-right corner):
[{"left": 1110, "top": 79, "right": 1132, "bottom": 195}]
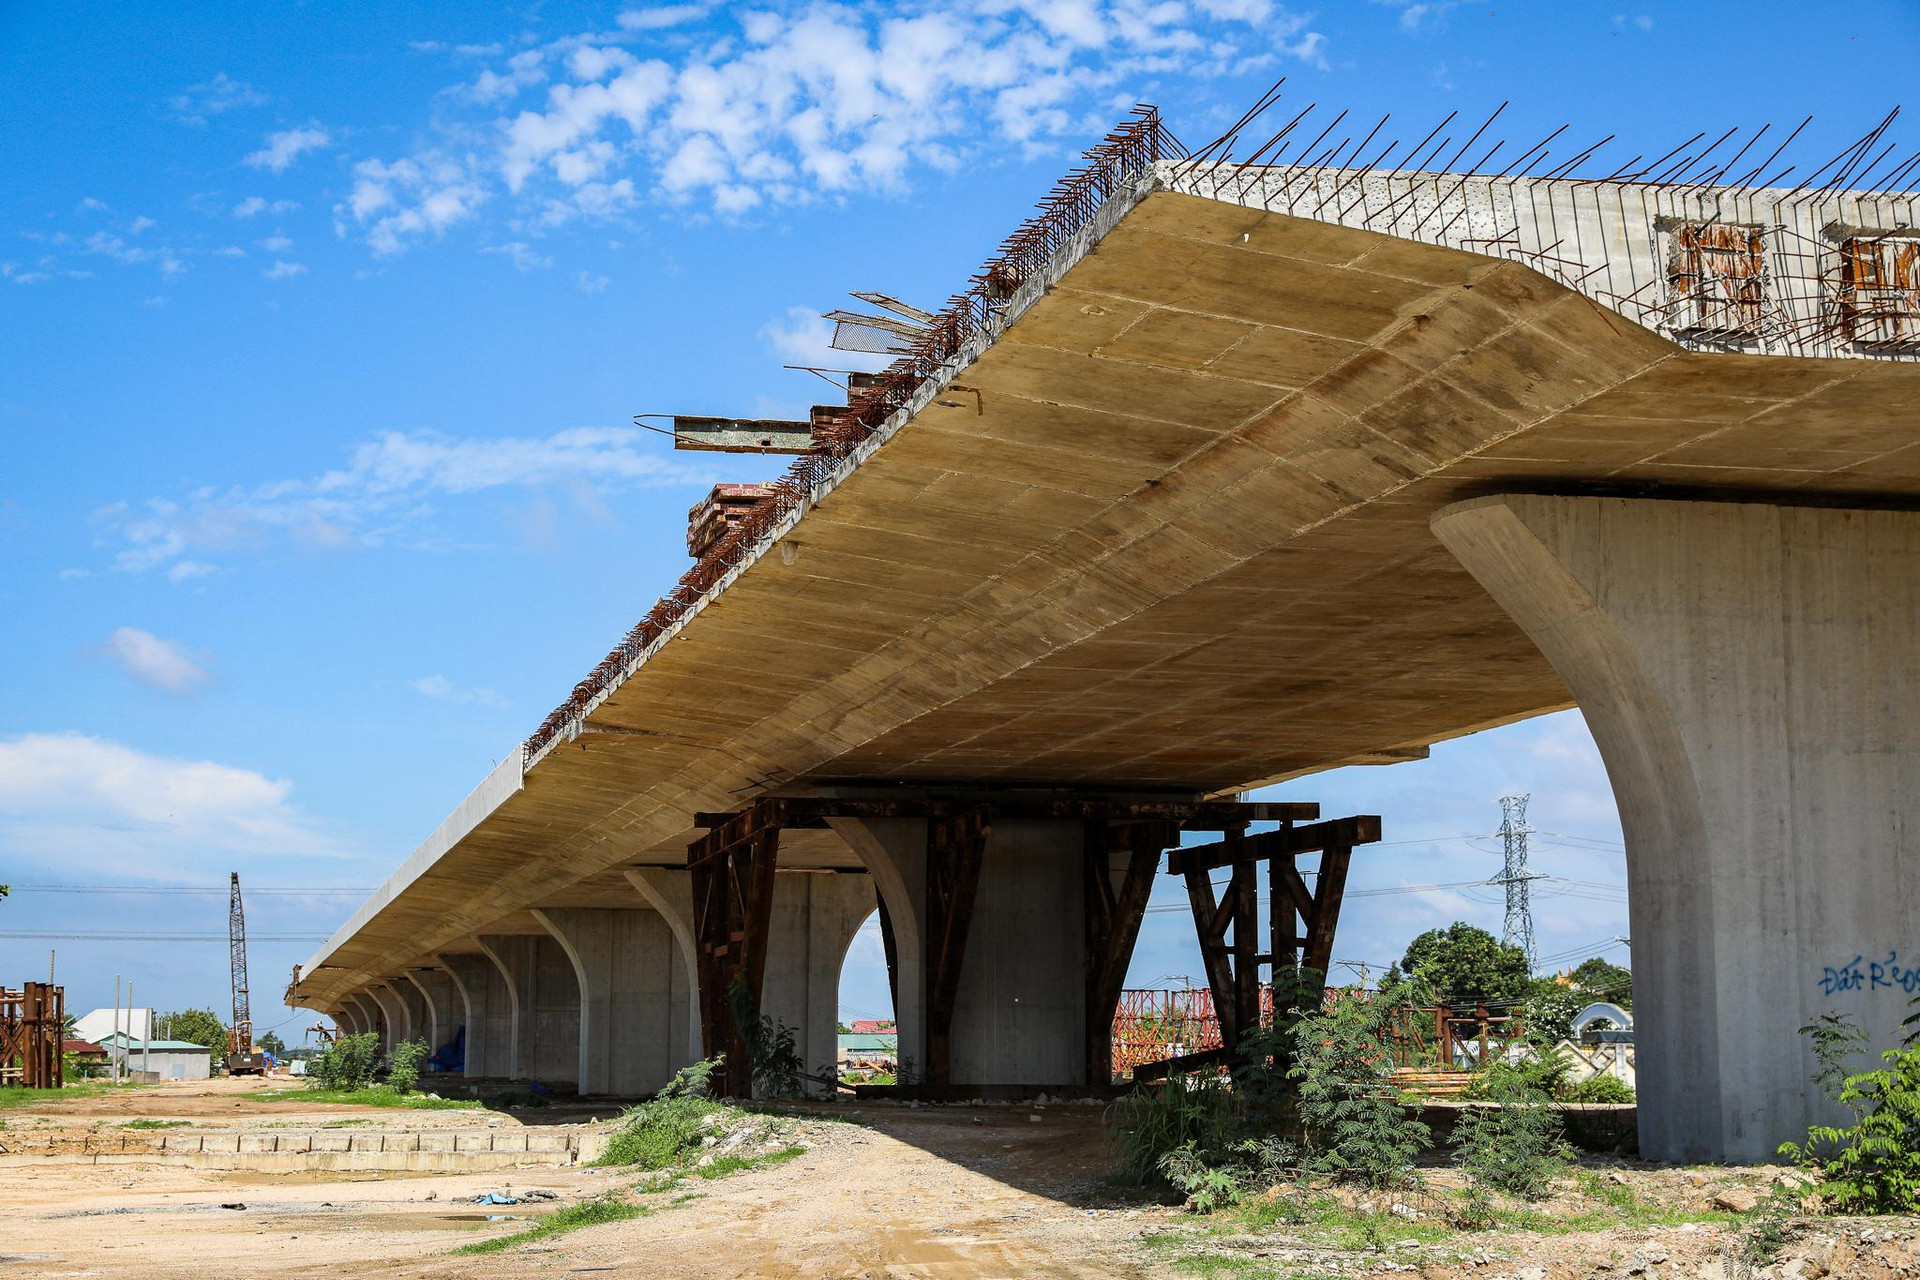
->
[{"left": 226, "top": 872, "right": 266, "bottom": 1076}]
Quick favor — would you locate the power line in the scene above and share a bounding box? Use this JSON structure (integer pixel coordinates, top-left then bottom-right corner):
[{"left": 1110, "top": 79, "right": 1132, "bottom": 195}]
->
[
  {"left": 5, "top": 885, "right": 371, "bottom": 896},
  {"left": 0, "top": 930, "right": 330, "bottom": 941}
]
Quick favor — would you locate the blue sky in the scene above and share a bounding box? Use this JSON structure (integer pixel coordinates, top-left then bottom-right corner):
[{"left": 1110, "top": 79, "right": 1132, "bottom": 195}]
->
[{"left": 3, "top": 1, "right": 1913, "bottom": 1041}]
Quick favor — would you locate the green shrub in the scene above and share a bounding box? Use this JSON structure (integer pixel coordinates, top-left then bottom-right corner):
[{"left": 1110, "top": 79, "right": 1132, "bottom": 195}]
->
[
  {"left": 385, "top": 1039, "right": 430, "bottom": 1094},
  {"left": 1290, "top": 981, "right": 1431, "bottom": 1189},
  {"left": 1782, "top": 1033, "right": 1920, "bottom": 1213},
  {"left": 1453, "top": 1063, "right": 1572, "bottom": 1200},
  {"left": 1561, "top": 1074, "right": 1635, "bottom": 1104},
  {"left": 308, "top": 1032, "right": 381, "bottom": 1091},
  {"left": 1104, "top": 1071, "right": 1237, "bottom": 1187},
  {"left": 728, "top": 978, "right": 803, "bottom": 1098},
  {"left": 596, "top": 1058, "right": 724, "bottom": 1170}
]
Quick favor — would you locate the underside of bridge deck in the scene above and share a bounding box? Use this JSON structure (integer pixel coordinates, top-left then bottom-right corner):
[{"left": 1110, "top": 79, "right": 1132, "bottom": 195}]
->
[{"left": 294, "top": 145, "right": 1920, "bottom": 1161}]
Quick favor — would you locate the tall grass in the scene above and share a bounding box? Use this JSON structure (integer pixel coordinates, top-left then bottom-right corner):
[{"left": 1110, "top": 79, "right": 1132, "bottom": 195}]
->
[{"left": 1105, "top": 1071, "right": 1236, "bottom": 1186}]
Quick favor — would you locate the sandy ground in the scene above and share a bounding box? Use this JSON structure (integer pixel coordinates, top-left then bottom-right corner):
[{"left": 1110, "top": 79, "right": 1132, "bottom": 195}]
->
[
  {"left": 0, "top": 1080, "right": 1156, "bottom": 1278},
  {"left": 6, "top": 1080, "right": 1918, "bottom": 1279}
]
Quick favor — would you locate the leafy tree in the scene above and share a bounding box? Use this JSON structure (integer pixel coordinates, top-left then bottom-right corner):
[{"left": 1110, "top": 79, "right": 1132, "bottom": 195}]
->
[
  {"left": 161, "top": 1008, "right": 228, "bottom": 1065},
  {"left": 836, "top": 1022, "right": 852, "bottom": 1035},
  {"left": 1522, "top": 977, "right": 1591, "bottom": 1043},
  {"left": 257, "top": 1031, "right": 286, "bottom": 1057},
  {"left": 1570, "top": 957, "right": 1632, "bottom": 1008},
  {"left": 1386, "top": 923, "right": 1529, "bottom": 1008},
  {"left": 308, "top": 1032, "right": 382, "bottom": 1091}
]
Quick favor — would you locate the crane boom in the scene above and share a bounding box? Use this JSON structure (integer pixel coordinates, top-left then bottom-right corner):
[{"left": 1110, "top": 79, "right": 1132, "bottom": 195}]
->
[{"left": 226, "top": 872, "right": 265, "bottom": 1075}]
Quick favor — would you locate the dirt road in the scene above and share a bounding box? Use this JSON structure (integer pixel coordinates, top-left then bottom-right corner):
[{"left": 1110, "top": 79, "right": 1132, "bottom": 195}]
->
[{"left": 0, "top": 1082, "right": 1159, "bottom": 1278}]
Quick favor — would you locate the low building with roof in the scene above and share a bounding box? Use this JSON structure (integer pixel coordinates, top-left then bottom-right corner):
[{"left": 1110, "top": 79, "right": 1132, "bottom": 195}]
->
[{"left": 99, "top": 1033, "right": 212, "bottom": 1082}]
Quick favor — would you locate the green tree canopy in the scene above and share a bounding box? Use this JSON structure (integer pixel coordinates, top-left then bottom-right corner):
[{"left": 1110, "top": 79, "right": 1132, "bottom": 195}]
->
[
  {"left": 257, "top": 1031, "right": 287, "bottom": 1056},
  {"left": 1523, "top": 957, "right": 1634, "bottom": 1041},
  {"left": 1386, "top": 922, "right": 1530, "bottom": 1008},
  {"left": 159, "top": 1008, "right": 227, "bottom": 1064},
  {"left": 1569, "top": 956, "right": 1632, "bottom": 1008}
]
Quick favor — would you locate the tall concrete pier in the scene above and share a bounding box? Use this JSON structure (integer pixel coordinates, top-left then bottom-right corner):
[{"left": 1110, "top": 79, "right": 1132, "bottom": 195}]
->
[{"left": 290, "top": 108, "right": 1919, "bottom": 1161}]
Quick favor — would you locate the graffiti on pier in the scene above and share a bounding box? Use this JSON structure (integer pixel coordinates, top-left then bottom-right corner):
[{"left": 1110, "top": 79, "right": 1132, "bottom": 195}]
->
[{"left": 1819, "top": 951, "right": 1920, "bottom": 998}]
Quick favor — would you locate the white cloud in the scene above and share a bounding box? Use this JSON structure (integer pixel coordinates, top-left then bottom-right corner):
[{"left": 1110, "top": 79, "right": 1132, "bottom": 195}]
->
[
  {"left": 342, "top": 154, "right": 490, "bottom": 257},
  {"left": 618, "top": 5, "right": 709, "bottom": 30},
  {"left": 485, "top": 241, "right": 553, "bottom": 271},
  {"left": 166, "top": 560, "right": 215, "bottom": 583},
  {"left": 98, "top": 425, "right": 716, "bottom": 576},
  {"left": 412, "top": 674, "right": 507, "bottom": 708},
  {"left": 76, "top": 196, "right": 109, "bottom": 213},
  {"left": 245, "top": 124, "right": 333, "bottom": 174},
  {"left": 0, "top": 732, "right": 347, "bottom": 873},
  {"left": 760, "top": 305, "right": 889, "bottom": 371},
  {"left": 333, "top": 2, "right": 1327, "bottom": 251},
  {"left": 264, "top": 260, "right": 307, "bottom": 279},
  {"left": 234, "top": 196, "right": 300, "bottom": 218},
  {"left": 100, "top": 627, "right": 210, "bottom": 693},
  {"left": 169, "top": 73, "right": 269, "bottom": 126},
  {"left": 574, "top": 270, "right": 610, "bottom": 293}
]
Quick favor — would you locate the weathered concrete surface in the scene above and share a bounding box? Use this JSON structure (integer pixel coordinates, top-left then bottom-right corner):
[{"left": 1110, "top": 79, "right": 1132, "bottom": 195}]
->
[
  {"left": 365, "top": 985, "right": 408, "bottom": 1049},
  {"left": 406, "top": 967, "right": 458, "bottom": 1055},
  {"left": 395, "top": 976, "right": 431, "bottom": 1048},
  {"left": 439, "top": 951, "right": 510, "bottom": 1079},
  {"left": 532, "top": 906, "right": 693, "bottom": 1097},
  {"left": 761, "top": 873, "right": 875, "bottom": 1095},
  {"left": 624, "top": 868, "right": 703, "bottom": 1056},
  {"left": 477, "top": 934, "right": 579, "bottom": 1086},
  {"left": 1433, "top": 495, "right": 1920, "bottom": 1162},
  {"left": 834, "top": 817, "right": 1089, "bottom": 1087}
]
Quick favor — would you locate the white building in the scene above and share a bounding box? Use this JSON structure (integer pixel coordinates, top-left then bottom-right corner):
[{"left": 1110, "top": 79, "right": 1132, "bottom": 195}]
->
[
  {"left": 99, "top": 1033, "right": 212, "bottom": 1082},
  {"left": 72, "top": 1007, "right": 154, "bottom": 1045}
]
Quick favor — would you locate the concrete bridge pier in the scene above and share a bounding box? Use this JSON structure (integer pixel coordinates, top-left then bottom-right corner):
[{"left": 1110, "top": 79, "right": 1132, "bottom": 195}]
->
[
  {"left": 625, "top": 869, "right": 703, "bottom": 1058},
  {"left": 394, "top": 976, "right": 431, "bottom": 1048},
  {"left": 833, "top": 816, "right": 1091, "bottom": 1090},
  {"left": 761, "top": 872, "right": 875, "bottom": 1094},
  {"left": 477, "top": 933, "right": 580, "bottom": 1088},
  {"left": 439, "top": 951, "right": 511, "bottom": 1079},
  {"left": 1434, "top": 494, "right": 1920, "bottom": 1163},
  {"left": 366, "top": 983, "right": 409, "bottom": 1049},
  {"left": 638, "top": 865, "right": 871, "bottom": 1097},
  {"left": 334, "top": 1002, "right": 362, "bottom": 1037},
  {"left": 406, "top": 967, "right": 459, "bottom": 1057},
  {"left": 532, "top": 907, "right": 695, "bottom": 1097},
  {"left": 346, "top": 992, "right": 383, "bottom": 1044}
]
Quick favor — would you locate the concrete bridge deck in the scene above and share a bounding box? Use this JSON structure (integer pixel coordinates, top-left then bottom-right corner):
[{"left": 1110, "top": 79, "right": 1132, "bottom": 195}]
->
[{"left": 293, "top": 125, "right": 1920, "bottom": 1161}]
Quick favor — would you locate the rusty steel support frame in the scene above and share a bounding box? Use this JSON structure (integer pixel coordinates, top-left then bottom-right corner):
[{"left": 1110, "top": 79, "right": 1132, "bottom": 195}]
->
[
  {"left": 1138, "top": 815, "right": 1379, "bottom": 1081},
  {"left": 687, "top": 800, "right": 785, "bottom": 1097},
  {"left": 686, "top": 795, "right": 1333, "bottom": 1095},
  {"left": 923, "top": 807, "right": 990, "bottom": 1087},
  {"left": 0, "top": 982, "right": 66, "bottom": 1089},
  {"left": 1084, "top": 820, "right": 1175, "bottom": 1087}
]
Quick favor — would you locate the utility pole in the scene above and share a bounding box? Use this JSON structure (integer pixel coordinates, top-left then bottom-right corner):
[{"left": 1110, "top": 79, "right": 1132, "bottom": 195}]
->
[
  {"left": 112, "top": 974, "right": 122, "bottom": 1083},
  {"left": 1494, "top": 794, "right": 1541, "bottom": 972}
]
